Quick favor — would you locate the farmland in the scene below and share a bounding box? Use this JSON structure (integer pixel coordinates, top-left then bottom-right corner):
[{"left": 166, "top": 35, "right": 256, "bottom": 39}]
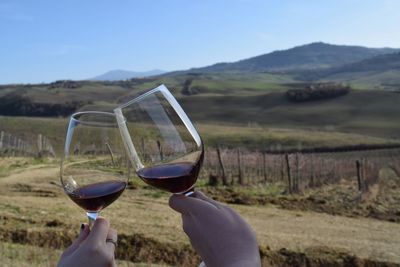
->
[
  {"left": 1, "top": 157, "right": 400, "bottom": 266},
  {"left": 0, "top": 74, "right": 400, "bottom": 266}
]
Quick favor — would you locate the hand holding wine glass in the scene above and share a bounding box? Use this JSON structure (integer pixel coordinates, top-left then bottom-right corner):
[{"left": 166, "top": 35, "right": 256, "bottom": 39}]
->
[
  {"left": 169, "top": 191, "right": 261, "bottom": 267},
  {"left": 60, "top": 111, "right": 130, "bottom": 226},
  {"left": 57, "top": 217, "right": 117, "bottom": 267},
  {"left": 115, "top": 84, "right": 203, "bottom": 195}
]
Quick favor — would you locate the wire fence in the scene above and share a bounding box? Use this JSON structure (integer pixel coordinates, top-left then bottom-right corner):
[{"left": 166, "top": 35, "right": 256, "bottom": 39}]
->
[
  {"left": 0, "top": 131, "right": 55, "bottom": 157},
  {"left": 2, "top": 129, "right": 399, "bottom": 197},
  {"left": 202, "top": 145, "right": 400, "bottom": 195}
]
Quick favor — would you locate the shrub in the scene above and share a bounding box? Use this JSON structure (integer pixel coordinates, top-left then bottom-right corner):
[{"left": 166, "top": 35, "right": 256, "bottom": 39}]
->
[
  {"left": 0, "top": 93, "right": 85, "bottom": 117},
  {"left": 286, "top": 83, "right": 350, "bottom": 102}
]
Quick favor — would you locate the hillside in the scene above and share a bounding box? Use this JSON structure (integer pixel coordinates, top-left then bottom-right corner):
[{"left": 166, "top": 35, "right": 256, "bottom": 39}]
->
[
  {"left": 177, "top": 89, "right": 400, "bottom": 138},
  {"left": 1, "top": 88, "right": 400, "bottom": 154},
  {"left": 0, "top": 73, "right": 400, "bottom": 140},
  {"left": 169, "top": 42, "right": 399, "bottom": 74},
  {"left": 297, "top": 52, "right": 400, "bottom": 89},
  {"left": 0, "top": 72, "right": 296, "bottom": 116}
]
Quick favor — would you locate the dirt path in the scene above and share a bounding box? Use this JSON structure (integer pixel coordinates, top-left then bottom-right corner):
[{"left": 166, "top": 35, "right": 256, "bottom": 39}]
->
[
  {"left": 0, "top": 164, "right": 59, "bottom": 184},
  {"left": 1, "top": 165, "right": 399, "bottom": 264}
]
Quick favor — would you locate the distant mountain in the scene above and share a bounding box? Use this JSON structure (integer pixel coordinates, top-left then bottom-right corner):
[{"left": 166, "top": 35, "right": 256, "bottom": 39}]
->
[
  {"left": 304, "top": 52, "right": 400, "bottom": 77},
  {"left": 297, "top": 52, "right": 400, "bottom": 86},
  {"left": 168, "top": 42, "right": 399, "bottom": 74},
  {"left": 91, "top": 69, "right": 165, "bottom": 81}
]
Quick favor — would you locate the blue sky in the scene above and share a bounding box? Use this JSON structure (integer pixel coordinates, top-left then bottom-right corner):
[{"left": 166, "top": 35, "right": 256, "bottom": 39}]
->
[{"left": 0, "top": 0, "right": 399, "bottom": 84}]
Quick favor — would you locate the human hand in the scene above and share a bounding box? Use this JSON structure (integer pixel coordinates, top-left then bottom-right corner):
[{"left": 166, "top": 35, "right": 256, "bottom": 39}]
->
[
  {"left": 169, "top": 191, "right": 261, "bottom": 267},
  {"left": 57, "top": 217, "right": 117, "bottom": 267}
]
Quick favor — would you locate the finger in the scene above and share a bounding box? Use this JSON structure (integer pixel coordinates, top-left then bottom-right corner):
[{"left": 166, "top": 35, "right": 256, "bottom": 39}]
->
[
  {"left": 105, "top": 228, "right": 118, "bottom": 254},
  {"left": 181, "top": 213, "right": 194, "bottom": 236},
  {"left": 169, "top": 193, "right": 218, "bottom": 215},
  {"left": 191, "top": 191, "right": 223, "bottom": 209},
  {"left": 61, "top": 223, "right": 90, "bottom": 257},
  {"left": 86, "top": 217, "right": 110, "bottom": 245}
]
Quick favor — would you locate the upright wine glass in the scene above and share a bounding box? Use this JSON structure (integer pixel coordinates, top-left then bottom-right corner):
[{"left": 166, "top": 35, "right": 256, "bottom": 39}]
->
[
  {"left": 60, "top": 111, "right": 130, "bottom": 226},
  {"left": 114, "top": 84, "right": 203, "bottom": 195}
]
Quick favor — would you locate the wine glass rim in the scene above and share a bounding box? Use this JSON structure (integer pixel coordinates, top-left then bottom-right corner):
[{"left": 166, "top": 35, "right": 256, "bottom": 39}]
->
[
  {"left": 70, "top": 111, "right": 122, "bottom": 127},
  {"left": 114, "top": 84, "right": 167, "bottom": 110},
  {"left": 114, "top": 84, "right": 202, "bottom": 147}
]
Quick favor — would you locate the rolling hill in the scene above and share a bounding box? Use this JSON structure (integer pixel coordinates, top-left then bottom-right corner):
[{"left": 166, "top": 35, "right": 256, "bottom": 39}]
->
[
  {"left": 168, "top": 42, "right": 399, "bottom": 74},
  {"left": 0, "top": 41, "right": 399, "bottom": 145},
  {"left": 297, "top": 52, "right": 400, "bottom": 89}
]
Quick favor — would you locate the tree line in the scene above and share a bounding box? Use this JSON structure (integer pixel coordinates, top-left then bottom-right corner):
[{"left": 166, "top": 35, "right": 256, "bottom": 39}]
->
[{"left": 0, "top": 93, "right": 86, "bottom": 117}]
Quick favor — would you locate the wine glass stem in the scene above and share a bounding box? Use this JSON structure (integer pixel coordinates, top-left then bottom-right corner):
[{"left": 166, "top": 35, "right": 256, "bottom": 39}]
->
[
  {"left": 184, "top": 188, "right": 195, "bottom": 196},
  {"left": 87, "top": 211, "right": 99, "bottom": 228}
]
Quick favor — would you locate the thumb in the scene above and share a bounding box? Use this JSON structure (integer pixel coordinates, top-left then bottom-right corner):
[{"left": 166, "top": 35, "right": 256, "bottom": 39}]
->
[
  {"left": 169, "top": 193, "right": 218, "bottom": 215},
  {"left": 61, "top": 223, "right": 90, "bottom": 258}
]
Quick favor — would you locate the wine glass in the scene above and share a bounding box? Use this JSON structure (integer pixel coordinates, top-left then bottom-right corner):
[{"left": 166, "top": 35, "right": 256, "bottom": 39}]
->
[
  {"left": 60, "top": 111, "right": 130, "bottom": 226},
  {"left": 114, "top": 84, "right": 203, "bottom": 195}
]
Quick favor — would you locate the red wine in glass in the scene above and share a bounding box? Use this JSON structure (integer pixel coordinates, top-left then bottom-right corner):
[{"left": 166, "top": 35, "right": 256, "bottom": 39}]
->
[
  {"left": 68, "top": 180, "right": 127, "bottom": 212},
  {"left": 137, "top": 158, "right": 203, "bottom": 194},
  {"left": 115, "top": 84, "right": 204, "bottom": 196},
  {"left": 60, "top": 111, "right": 130, "bottom": 226}
]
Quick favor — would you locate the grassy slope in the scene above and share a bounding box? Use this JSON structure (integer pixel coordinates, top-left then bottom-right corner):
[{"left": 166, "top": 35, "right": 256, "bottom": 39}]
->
[
  {"left": 0, "top": 242, "right": 171, "bottom": 267},
  {"left": 0, "top": 115, "right": 397, "bottom": 156},
  {"left": 1, "top": 73, "right": 399, "bottom": 151},
  {"left": 320, "top": 69, "right": 400, "bottom": 89},
  {"left": 0, "top": 159, "right": 400, "bottom": 265},
  {"left": 178, "top": 89, "right": 400, "bottom": 139}
]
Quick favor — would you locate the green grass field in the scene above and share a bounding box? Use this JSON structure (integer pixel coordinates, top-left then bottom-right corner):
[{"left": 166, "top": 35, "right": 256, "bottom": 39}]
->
[
  {"left": 1, "top": 73, "right": 399, "bottom": 158},
  {"left": 2, "top": 72, "right": 399, "bottom": 142},
  {"left": 1, "top": 83, "right": 400, "bottom": 153},
  {"left": 319, "top": 69, "right": 400, "bottom": 90},
  {"left": 1, "top": 114, "right": 398, "bottom": 156}
]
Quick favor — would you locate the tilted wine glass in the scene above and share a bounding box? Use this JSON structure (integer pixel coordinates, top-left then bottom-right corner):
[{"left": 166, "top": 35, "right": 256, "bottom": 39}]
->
[
  {"left": 114, "top": 84, "right": 203, "bottom": 195},
  {"left": 60, "top": 111, "right": 130, "bottom": 226}
]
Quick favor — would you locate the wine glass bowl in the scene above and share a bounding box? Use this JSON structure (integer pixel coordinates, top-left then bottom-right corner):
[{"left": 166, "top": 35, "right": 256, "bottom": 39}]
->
[
  {"left": 115, "top": 85, "right": 204, "bottom": 194},
  {"left": 60, "top": 111, "right": 130, "bottom": 224}
]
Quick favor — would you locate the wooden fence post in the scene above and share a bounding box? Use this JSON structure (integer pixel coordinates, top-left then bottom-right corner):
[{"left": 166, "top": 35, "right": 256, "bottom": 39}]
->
[
  {"left": 37, "top": 134, "right": 43, "bottom": 155},
  {"left": 295, "top": 153, "right": 300, "bottom": 193},
  {"left": 141, "top": 137, "right": 148, "bottom": 161},
  {"left": 156, "top": 140, "right": 163, "bottom": 161},
  {"left": 309, "top": 154, "right": 315, "bottom": 188},
  {"left": 237, "top": 148, "right": 243, "bottom": 185},
  {"left": 356, "top": 160, "right": 364, "bottom": 192},
  {"left": 0, "top": 131, "right": 4, "bottom": 150},
  {"left": 363, "top": 158, "right": 369, "bottom": 191},
  {"left": 262, "top": 152, "right": 267, "bottom": 183},
  {"left": 216, "top": 145, "right": 228, "bottom": 186},
  {"left": 280, "top": 155, "right": 285, "bottom": 182},
  {"left": 12, "top": 136, "right": 17, "bottom": 156},
  {"left": 285, "top": 154, "right": 292, "bottom": 194},
  {"left": 106, "top": 143, "right": 116, "bottom": 167}
]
